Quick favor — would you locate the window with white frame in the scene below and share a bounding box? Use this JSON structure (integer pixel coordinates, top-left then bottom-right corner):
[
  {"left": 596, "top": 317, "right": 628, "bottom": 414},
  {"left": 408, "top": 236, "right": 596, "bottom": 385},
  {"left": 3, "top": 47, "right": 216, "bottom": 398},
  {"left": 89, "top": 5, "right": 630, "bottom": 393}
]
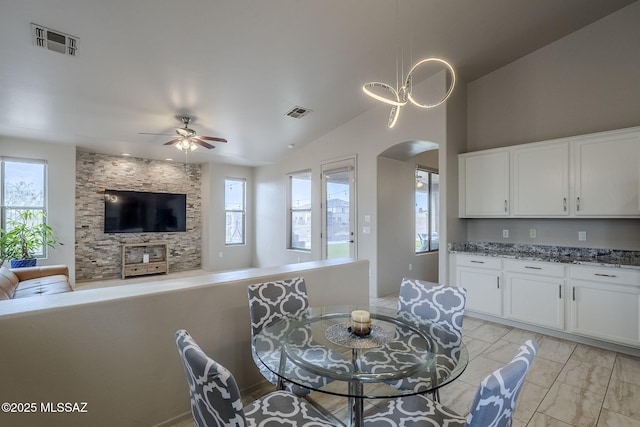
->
[
  {"left": 415, "top": 167, "right": 439, "bottom": 253},
  {"left": 225, "top": 178, "right": 245, "bottom": 245},
  {"left": 1, "top": 158, "right": 48, "bottom": 257},
  {"left": 288, "top": 170, "right": 311, "bottom": 251}
]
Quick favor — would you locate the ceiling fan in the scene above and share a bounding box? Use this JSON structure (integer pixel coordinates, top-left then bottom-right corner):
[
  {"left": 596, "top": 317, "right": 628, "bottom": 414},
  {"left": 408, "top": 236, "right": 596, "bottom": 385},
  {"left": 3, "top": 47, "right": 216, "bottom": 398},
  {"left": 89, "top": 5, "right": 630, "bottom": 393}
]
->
[{"left": 140, "top": 116, "right": 227, "bottom": 151}]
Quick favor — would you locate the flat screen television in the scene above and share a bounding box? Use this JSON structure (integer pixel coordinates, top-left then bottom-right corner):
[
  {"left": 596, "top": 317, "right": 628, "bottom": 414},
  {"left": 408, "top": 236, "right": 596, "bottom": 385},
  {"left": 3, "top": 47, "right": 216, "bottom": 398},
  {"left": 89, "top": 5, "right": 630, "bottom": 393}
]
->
[{"left": 104, "top": 190, "right": 187, "bottom": 233}]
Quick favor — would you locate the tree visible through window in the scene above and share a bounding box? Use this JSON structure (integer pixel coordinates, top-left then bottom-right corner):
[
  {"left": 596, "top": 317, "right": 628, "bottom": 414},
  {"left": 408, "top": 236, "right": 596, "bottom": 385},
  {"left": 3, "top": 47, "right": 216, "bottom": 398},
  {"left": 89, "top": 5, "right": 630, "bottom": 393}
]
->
[
  {"left": 1, "top": 158, "right": 48, "bottom": 257},
  {"left": 225, "top": 178, "right": 245, "bottom": 245},
  {"left": 415, "top": 167, "right": 439, "bottom": 253},
  {"left": 289, "top": 171, "right": 311, "bottom": 250}
]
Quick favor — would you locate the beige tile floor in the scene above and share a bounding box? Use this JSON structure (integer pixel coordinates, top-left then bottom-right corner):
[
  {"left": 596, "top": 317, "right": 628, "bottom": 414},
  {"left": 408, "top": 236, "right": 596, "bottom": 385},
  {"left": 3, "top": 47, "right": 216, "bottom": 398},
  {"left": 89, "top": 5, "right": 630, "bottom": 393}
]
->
[{"left": 173, "top": 293, "right": 640, "bottom": 426}]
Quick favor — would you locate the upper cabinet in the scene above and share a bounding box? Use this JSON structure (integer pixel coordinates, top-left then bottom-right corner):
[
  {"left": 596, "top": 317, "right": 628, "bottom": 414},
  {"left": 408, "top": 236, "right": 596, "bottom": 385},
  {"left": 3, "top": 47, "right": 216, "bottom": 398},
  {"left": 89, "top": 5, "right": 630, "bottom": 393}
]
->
[
  {"left": 574, "top": 130, "right": 640, "bottom": 216},
  {"left": 459, "top": 150, "right": 510, "bottom": 217},
  {"left": 459, "top": 126, "right": 640, "bottom": 218},
  {"left": 512, "top": 142, "right": 569, "bottom": 216}
]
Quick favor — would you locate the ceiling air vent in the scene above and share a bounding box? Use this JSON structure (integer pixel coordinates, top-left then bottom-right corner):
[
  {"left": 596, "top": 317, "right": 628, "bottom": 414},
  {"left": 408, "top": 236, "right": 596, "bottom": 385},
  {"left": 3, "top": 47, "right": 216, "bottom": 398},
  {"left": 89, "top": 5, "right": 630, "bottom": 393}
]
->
[
  {"left": 31, "top": 23, "right": 79, "bottom": 56},
  {"left": 285, "top": 106, "right": 312, "bottom": 119}
]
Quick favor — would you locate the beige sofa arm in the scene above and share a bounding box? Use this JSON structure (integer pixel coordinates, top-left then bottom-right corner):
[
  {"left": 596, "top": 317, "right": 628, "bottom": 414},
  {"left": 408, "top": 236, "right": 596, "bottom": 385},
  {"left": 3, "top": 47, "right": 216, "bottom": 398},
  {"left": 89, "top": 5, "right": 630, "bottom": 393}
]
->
[{"left": 12, "top": 265, "right": 69, "bottom": 281}]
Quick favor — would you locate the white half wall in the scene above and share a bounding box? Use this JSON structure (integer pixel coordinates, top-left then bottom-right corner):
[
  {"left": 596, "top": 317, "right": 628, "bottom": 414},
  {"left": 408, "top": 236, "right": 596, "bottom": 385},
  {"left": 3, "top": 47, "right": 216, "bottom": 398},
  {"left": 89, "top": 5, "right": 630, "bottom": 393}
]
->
[{"left": 0, "top": 259, "right": 369, "bottom": 427}]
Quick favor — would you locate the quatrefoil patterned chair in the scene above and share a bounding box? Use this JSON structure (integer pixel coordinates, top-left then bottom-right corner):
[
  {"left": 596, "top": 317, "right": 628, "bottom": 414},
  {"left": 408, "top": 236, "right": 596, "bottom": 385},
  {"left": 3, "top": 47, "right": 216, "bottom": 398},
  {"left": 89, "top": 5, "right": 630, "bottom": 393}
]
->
[
  {"left": 175, "top": 330, "right": 336, "bottom": 427},
  {"left": 248, "top": 277, "right": 351, "bottom": 396},
  {"left": 358, "top": 279, "right": 467, "bottom": 397},
  {"left": 363, "top": 339, "right": 538, "bottom": 427}
]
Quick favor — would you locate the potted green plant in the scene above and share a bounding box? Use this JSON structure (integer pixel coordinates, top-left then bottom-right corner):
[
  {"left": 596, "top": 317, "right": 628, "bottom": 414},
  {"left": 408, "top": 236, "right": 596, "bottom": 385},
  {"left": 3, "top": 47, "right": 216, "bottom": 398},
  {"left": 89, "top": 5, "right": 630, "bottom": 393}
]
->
[{"left": 0, "top": 210, "right": 62, "bottom": 268}]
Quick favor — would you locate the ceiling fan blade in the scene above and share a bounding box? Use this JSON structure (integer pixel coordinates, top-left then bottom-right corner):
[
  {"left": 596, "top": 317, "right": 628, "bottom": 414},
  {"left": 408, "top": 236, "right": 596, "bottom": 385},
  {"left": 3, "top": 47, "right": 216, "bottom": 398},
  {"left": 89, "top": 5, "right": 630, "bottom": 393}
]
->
[
  {"left": 163, "top": 138, "right": 182, "bottom": 146},
  {"left": 139, "top": 132, "right": 176, "bottom": 136},
  {"left": 193, "top": 139, "right": 216, "bottom": 149},
  {"left": 197, "top": 136, "right": 228, "bottom": 143}
]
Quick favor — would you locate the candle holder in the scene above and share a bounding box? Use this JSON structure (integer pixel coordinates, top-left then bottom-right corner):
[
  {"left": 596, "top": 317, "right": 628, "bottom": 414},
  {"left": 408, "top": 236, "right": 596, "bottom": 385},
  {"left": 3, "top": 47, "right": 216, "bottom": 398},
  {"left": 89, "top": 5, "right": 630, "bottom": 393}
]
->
[{"left": 350, "top": 310, "right": 372, "bottom": 337}]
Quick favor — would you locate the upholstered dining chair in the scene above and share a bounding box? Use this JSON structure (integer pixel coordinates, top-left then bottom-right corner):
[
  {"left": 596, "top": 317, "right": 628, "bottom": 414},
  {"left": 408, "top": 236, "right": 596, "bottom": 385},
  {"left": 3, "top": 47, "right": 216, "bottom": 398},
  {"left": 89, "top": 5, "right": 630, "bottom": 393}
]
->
[
  {"left": 247, "top": 277, "right": 351, "bottom": 396},
  {"left": 175, "top": 329, "right": 336, "bottom": 427},
  {"left": 363, "top": 339, "right": 538, "bottom": 427},
  {"left": 358, "top": 278, "right": 468, "bottom": 398},
  {"left": 397, "top": 278, "right": 467, "bottom": 349}
]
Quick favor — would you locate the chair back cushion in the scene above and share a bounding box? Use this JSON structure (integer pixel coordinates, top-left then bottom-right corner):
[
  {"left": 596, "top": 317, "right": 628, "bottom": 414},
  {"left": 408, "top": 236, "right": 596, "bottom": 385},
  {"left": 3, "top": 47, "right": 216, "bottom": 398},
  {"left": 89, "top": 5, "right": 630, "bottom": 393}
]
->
[
  {"left": 398, "top": 278, "right": 467, "bottom": 346},
  {"left": 466, "top": 339, "right": 538, "bottom": 427},
  {"left": 175, "top": 330, "right": 246, "bottom": 427},
  {"left": 247, "top": 277, "right": 309, "bottom": 337}
]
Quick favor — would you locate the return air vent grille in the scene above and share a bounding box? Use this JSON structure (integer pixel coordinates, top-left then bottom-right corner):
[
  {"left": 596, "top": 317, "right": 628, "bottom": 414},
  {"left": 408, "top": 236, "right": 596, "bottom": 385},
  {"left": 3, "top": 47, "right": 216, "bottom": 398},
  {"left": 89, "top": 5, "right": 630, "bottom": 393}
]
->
[
  {"left": 31, "top": 23, "right": 79, "bottom": 56},
  {"left": 285, "top": 106, "right": 312, "bottom": 119}
]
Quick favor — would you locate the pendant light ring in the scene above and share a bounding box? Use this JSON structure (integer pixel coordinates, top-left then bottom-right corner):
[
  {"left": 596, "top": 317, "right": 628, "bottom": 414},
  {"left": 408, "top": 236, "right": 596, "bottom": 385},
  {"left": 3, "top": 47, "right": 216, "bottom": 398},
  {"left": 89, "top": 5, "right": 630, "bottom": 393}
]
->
[
  {"left": 405, "top": 57, "right": 456, "bottom": 109},
  {"left": 362, "top": 82, "right": 408, "bottom": 107}
]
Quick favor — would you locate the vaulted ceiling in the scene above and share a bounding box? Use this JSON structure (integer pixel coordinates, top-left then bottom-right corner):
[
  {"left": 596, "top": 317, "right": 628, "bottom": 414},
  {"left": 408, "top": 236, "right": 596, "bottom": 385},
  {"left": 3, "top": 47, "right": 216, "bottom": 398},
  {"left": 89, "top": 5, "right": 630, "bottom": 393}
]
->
[{"left": 0, "top": 0, "right": 635, "bottom": 166}]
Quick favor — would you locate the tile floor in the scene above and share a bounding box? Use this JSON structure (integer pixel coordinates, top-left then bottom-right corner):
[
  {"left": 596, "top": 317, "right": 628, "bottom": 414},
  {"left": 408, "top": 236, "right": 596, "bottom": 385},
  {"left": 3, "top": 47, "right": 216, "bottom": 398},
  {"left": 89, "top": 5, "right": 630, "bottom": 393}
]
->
[{"left": 173, "top": 293, "right": 640, "bottom": 426}]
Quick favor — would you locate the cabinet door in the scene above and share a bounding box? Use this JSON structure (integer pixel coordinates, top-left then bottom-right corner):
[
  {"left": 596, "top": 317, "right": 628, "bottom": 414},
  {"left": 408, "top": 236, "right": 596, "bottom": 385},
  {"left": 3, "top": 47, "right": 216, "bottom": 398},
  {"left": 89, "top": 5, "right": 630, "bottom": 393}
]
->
[
  {"left": 512, "top": 142, "right": 569, "bottom": 216},
  {"left": 505, "top": 274, "right": 564, "bottom": 330},
  {"left": 574, "top": 130, "right": 640, "bottom": 216},
  {"left": 569, "top": 281, "right": 640, "bottom": 347},
  {"left": 457, "top": 267, "right": 502, "bottom": 316},
  {"left": 459, "top": 151, "right": 509, "bottom": 217}
]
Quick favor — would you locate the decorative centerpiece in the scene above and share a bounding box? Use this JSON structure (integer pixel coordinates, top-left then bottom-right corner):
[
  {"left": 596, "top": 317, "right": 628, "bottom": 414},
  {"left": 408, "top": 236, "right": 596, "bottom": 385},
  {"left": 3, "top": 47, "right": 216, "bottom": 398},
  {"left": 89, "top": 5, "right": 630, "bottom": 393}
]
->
[{"left": 350, "top": 310, "right": 371, "bottom": 337}]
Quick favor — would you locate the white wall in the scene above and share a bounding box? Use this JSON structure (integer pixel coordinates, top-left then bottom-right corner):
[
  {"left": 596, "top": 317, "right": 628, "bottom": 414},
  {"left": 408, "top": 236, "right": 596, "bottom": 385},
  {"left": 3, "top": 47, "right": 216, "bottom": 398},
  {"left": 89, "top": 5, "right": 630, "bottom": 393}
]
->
[
  {"left": 0, "top": 137, "right": 76, "bottom": 281},
  {"left": 201, "top": 162, "right": 254, "bottom": 271},
  {"left": 465, "top": 2, "right": 640, "bottom": 250},
  {"left": 254, "top": 73, "right": 449, "bottom": 297}
]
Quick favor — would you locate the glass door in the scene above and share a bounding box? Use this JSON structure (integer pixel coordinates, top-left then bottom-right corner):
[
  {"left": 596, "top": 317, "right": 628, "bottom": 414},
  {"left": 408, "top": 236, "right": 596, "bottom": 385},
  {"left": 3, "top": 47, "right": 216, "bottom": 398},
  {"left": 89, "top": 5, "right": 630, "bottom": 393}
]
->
[{"left": 321, "top": 158, "right": 356, "bottom": 259}]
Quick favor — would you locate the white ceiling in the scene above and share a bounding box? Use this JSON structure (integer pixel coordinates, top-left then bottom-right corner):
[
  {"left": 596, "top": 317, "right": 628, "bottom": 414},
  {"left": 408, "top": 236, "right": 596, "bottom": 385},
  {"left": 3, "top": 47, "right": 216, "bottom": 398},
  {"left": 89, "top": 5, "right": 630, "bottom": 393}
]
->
[{"left": 0, "top": 0, "right": 635, "bottom": 166}]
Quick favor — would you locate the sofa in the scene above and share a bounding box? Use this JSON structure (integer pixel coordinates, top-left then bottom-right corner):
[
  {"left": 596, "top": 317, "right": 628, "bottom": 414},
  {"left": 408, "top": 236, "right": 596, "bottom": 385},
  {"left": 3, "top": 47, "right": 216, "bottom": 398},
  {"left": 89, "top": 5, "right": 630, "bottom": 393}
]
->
[{"left": 0, "top": 265, "right": 72, "bottom": 300}]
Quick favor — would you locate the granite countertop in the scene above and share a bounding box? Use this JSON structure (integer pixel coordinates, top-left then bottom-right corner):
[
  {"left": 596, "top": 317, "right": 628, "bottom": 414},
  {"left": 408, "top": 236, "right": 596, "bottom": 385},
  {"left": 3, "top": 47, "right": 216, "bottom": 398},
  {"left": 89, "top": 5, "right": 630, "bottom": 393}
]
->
[{"left": 449, "top": 242, "right": 640, "bottom": 270}]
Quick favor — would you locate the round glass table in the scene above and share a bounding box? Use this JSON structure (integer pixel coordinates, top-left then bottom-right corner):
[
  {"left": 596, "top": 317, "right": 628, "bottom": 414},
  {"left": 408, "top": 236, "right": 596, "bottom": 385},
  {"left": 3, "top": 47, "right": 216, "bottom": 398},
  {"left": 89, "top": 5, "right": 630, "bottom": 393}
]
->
[{"left": 253, "top": 305, "right": 469, "bottom": 427}]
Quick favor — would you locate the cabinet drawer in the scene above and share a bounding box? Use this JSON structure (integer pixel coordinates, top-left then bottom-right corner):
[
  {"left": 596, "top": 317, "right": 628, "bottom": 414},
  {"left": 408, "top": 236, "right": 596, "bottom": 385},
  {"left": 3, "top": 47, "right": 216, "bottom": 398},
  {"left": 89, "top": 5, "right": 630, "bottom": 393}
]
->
[
  {"left": 456, "top": 255, "right": 502, "bottom": 270},
  {"left": 124, "top": 264, "right": 148, "bottom": 276},
  {"left": 505, "top": 259, "right": 565, "bottom": 277},
  {"left": 570, "top": 265, "right": 640, "bottom": 286},
  {"left": 147, "top": 262, "right": 167, "bottom": 274}
]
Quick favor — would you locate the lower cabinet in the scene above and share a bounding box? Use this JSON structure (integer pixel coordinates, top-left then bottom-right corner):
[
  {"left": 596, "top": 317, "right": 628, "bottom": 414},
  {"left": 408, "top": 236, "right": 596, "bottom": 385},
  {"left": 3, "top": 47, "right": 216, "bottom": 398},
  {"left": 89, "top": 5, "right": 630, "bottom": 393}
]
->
[
  {"left": 569, "top": 265, "right": 640, "bottom": 347},
  {"left": 451, "top": 253, "right": 640, "bottom": 349},
  {"left": 455, "top": 255, "right": 502, "bottom": 316},
  {"left": 504, "top": 260, "right": 565, "bottom": 330}
]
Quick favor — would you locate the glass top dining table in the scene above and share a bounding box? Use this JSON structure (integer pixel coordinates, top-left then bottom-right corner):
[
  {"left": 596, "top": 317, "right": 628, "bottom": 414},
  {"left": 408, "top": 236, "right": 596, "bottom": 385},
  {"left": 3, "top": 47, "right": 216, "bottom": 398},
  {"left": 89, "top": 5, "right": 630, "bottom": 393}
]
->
[{"left": 253, "top": 305, "right": 469, "bottom": 427}]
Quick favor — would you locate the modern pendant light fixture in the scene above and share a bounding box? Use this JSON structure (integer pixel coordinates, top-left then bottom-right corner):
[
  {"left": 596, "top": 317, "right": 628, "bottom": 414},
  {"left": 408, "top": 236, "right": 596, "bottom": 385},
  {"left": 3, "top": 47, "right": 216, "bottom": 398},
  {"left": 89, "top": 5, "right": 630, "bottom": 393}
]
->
[{"left": 362, "top": 1, "right": 456, "bottom": 128}]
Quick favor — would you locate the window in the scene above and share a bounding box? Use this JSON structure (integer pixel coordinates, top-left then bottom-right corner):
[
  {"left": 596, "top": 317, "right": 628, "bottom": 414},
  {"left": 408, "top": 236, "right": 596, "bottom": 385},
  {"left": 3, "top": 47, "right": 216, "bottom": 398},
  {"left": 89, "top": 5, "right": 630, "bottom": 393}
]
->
[
  {"left": 1, "top": 158, "right": 48, "bottom": 257},
  {"left": 225, "top": 178, "right": 245, "bottom": 245},
  {"left": 415, "top": 167, "right": 439, "bottom": 253},
  {"left": 288, "top": 170, "right": 311, "bottom": 251}
]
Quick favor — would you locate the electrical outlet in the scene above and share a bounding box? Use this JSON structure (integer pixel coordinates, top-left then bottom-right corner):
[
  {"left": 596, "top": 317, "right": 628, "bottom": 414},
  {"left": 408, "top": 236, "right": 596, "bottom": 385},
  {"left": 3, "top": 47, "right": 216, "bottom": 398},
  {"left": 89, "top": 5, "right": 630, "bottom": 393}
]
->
[
  {"left": 529, "top": 229, "right": 536, "bottom": 238},
  {"left": 409, "top": 263, "right": 413, "bottom": 271},
  {"left": 502, "top": 229, "right": 509, "bottom": 238},
  {"left": 578, "top": 231, "right": 587, "bottom": 241}
]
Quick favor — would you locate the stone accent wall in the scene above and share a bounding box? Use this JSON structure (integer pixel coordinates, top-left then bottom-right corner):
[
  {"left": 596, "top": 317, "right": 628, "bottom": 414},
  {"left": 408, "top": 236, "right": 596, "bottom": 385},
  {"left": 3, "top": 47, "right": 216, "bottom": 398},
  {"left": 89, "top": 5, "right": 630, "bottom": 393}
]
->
[{"left": 75, "top": 152, "right": 202, "bottom": 281}]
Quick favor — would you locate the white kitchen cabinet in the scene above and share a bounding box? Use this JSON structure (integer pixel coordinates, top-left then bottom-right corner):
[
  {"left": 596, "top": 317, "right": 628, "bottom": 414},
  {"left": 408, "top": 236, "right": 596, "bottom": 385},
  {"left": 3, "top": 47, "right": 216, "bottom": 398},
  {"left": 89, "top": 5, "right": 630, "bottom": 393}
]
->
[
  {"left": 573, "top": 128, "right": 640, "bottom": 216},
  {"left": 512, "top": 142, "right": 569, "bottom": 216},
  {"left": 459, "top": 150, "right": 509, "bottom": 217},
  {"left": 568, "top": 265, "right": 640, "bottom": 347},
  {"left": 458, "top": 126, "right": 640, "bottom": 218},
  {"left": 504, "top": 260, "right": 565, "bottom": 330},
  {"left": 455, "top": 255, "right": 503, "bottom": 316}
]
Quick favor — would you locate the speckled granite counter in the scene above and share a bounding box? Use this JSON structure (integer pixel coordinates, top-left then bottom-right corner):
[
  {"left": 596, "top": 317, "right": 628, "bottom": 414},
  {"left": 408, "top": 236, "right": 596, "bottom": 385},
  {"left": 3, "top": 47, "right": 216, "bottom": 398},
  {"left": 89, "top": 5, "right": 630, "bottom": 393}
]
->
[{"left": 449, "top": 242, "right": 640, "bottom": 269}]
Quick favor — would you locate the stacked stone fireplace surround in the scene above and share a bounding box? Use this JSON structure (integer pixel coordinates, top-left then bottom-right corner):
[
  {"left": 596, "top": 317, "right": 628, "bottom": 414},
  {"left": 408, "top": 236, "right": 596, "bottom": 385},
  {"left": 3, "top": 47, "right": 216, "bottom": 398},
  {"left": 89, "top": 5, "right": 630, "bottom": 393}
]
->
[{"left": 75, "top": 152, "right": 202, "bottom": 282}]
